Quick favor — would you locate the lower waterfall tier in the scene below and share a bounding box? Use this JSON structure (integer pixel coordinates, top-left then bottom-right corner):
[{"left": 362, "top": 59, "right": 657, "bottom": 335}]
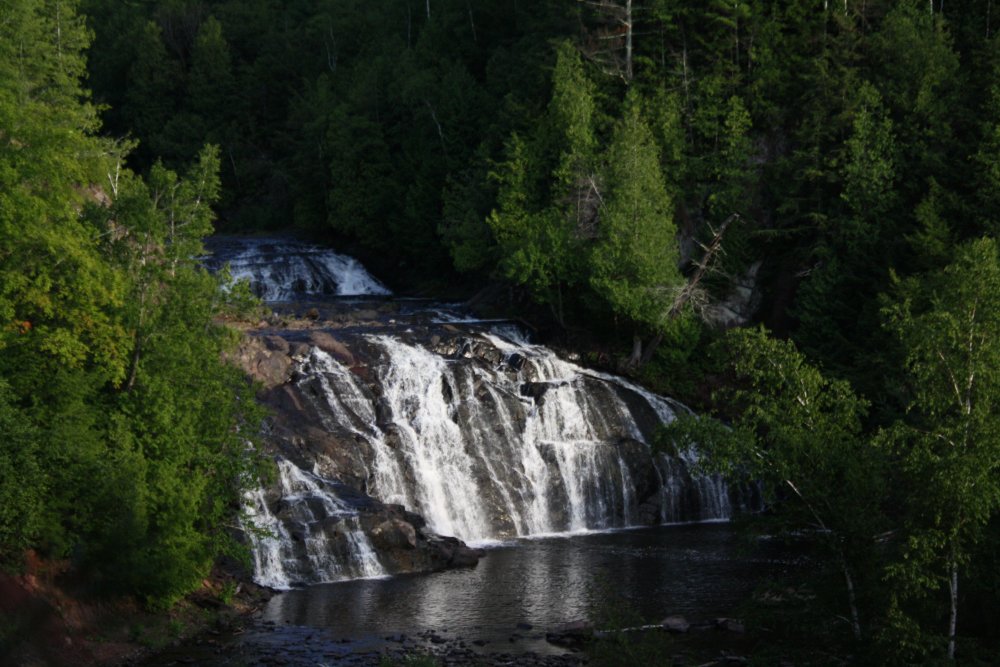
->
[
  {"left": 237, "top": 323, "right": 758, "bottom": 587},
  {"left": 244, "top": 459, "right": 482, "bottom": 589}
]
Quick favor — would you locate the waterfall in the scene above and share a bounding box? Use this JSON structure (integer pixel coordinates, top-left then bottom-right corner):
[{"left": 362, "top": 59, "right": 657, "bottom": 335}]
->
[
  {"left": 243, "top": 460, "right": 386, "bottom": 589},
  {"left": 285, "top": 331, "right": 736, "bottom": 545},
  {"left": 206, "top": 237, "right": 390, "bottom": 300},
  {"left": 212, "top": 237, "right": 745, "bottom": 587}
]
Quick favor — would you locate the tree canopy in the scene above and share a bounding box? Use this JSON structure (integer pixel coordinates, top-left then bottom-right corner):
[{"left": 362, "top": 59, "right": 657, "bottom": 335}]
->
[{"left": 0, "top": 0, "right": 265, "bottom": 608}]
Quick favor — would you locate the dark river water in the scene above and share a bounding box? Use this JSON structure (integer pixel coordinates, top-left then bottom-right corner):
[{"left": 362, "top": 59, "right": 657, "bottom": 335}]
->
[{"left": 148, "top": 523, "right": 800, "bottom": 666}]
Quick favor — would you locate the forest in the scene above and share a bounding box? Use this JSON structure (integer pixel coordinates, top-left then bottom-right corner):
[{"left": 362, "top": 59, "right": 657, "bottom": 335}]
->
[{"left": 2, "top": 0, "right": 1000, "bottom": 663}]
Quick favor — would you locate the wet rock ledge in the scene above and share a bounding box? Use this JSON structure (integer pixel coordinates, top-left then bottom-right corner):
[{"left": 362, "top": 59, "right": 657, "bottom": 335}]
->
[{"left": 232, "top": 318, "right": 485, "bottom": 581}]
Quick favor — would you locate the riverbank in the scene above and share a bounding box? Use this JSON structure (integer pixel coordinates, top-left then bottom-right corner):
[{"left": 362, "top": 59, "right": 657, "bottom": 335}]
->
[
  {"left": 0, "top": 557, "right": 271, "bottom": 667},
  {"left": 0, "top": 527, "right": 824, "bottom": 667}
]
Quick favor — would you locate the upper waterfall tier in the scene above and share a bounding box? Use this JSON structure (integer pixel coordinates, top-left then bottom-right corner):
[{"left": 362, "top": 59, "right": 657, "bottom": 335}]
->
[{"left": 205, "top": 236, "right": 391, "bottom": 300}]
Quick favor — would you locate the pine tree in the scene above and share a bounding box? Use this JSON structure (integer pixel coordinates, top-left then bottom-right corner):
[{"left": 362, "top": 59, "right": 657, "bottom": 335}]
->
[
  {"left": 590, "top": 99, "right": 682, "bottom": 331},
  {"left": 794, "top": 81, "right": 898, "bottom": 388},
  {"left": 123, "top": 20, "right": 180, "bottom": 165},
  {"left": 187, "top": 16, "right": 235, "bottom": 121},
  {"left": 487, "top": 41, "right": 597, "bottom": 323}
]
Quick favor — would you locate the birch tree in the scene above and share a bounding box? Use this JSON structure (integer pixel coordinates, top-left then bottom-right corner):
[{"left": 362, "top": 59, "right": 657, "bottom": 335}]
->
[
  {"left": 883, "top": 237, "right": 1000, "bottom": 660},
  {"left": 665, "top": 326, "right": 885, "bottom": 642}
]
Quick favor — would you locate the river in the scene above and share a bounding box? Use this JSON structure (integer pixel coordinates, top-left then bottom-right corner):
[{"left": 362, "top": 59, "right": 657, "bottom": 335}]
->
[
  {"left": 168, "top": 237, "right": 784, "bottom": 665},
  {"left": 147, "top": 523, "right": 799, "bottom": 666}
]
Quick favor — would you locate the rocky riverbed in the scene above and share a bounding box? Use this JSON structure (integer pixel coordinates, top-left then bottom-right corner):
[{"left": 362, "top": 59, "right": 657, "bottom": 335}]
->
[{"left": 142, "top": 622, "right": 590, "bottom": 667}]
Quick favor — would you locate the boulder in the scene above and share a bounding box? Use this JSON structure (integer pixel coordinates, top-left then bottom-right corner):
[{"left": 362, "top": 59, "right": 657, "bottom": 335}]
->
[
  {"left": 519, "top": 381, "right": 556, "bottom": 404},
  {"left": 232, "top": 335, "right": 294, "bottom": 388},
  {"left": 429, "top": 536, "right": 483, "bottom": 568},
  {"left": 545, "top": 621, "right": 593, "bottom": 649},
  {"left": 715, "top": 618, "right": 746, "bottom": 633},
  {"left": 263, "top": 335, "right": 291, "bottom": 354},
  {"left": 661, "top": 615, "right": 690, "bottom": 633},
  {"left": 307, "top": 331, "right": 355, "bottom": 366},
  {"left": 370, "top": 519, "right": 418, "bottom": 550},
  {"left": 506, "top": 353, "right": 527, "bottom": 372},
  {"left": 448, "top": 544, "right": 484, "bottom": 568}
]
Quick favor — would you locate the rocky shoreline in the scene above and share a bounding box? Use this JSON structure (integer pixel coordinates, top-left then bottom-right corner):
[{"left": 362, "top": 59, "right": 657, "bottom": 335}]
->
[
  {"left": 142, "top": 622, "right": 589, "bottom": 667},
  {"left": 135, "top": 611, "right": 760, "bottom": 667}
]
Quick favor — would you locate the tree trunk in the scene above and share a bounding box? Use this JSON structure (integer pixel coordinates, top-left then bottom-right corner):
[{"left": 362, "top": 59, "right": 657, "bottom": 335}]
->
[
  {"left": 121, "top": 280, "right": 149, "bottom": 393},
  {"left": 948, "top": 554, "right": 958, "bottom": 660},
  {"left": 123, "top": 334, "right": 142, "bottom": 393},
  {"left": 549, "top": 283, "right": 567, "bottom": 330},
  {"left": 639, "top": 331, "right": 663, "bottom": 367},
  {"left": 627, "top": 335, "right": 643, "bottom": 368},
  {"left": 624, "top": 0, "right": 633, "bottom": 81},
  {"left": 424, "top": 100, "right": 446, "bottom": 155},
  {"left": 467, "top": 1, "right": 477, "bottom": 41},
  {"left": 842, "top": 559, "right": 862, "bottom": 641}
]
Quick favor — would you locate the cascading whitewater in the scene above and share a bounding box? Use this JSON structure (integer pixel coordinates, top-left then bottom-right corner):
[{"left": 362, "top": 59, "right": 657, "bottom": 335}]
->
[
  {"left": 291, "top": 332, "right": 736, "bottom": 545},
  {"left": 244, "top": 459, "right": 386, "bottom": 588},
  {"left": 206, "top": 237, "right": 391, "bottom": 300}
]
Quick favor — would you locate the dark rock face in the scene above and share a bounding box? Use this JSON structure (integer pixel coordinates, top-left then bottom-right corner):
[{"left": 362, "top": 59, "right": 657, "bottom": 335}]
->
[
  {"left": 233, "top": 335, "right": 295, "bottom": 389},
  {"left": 369, "top": 518, "right": 417, "bottom": 550}
]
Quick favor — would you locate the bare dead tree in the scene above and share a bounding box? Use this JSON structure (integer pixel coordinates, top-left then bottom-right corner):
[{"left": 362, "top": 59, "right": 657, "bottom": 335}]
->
[
  {"left": 424, "top": 99, "right": 447, "bottom": 156},
  {"left": 467, "top": 0, "right": 477, "bottom": 42},
  {"left": 577, "top": 0, "right": 634, "bottom": 82},
  {"left": 572, "top": 174, "right": 604, "bottom": 240},
  {"left": 629, "top": 214, "right": 740, "bottom": 368}
]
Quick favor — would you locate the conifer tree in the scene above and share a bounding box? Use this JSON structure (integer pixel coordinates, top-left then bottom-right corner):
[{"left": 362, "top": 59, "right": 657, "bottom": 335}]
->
[
  {"left": 123, "top": 20, "right": 180, "bottom": 165},
  {"left": 488, "top": 41, "right": 597, "bottom": 323},
  {"left": 590, "top": 99, "right": 682, "bottom": 332}
]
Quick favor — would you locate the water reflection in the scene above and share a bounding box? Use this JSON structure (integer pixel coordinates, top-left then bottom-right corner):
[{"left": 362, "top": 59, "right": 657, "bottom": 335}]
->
[{"left": 261, "top": 523, "right": 796, "bottom": 642}]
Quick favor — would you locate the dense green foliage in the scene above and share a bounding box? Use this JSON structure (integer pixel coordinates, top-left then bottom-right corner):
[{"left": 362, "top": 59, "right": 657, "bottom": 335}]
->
[
  {"left": 0, "top": 0, "right": 265, "bottom": 607},
  {"left": 672, "top": 242, "right": 1000, "bottom": 662},
  {"left": 77, "top": 0, "right": 1000, "bottom": 363}
]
